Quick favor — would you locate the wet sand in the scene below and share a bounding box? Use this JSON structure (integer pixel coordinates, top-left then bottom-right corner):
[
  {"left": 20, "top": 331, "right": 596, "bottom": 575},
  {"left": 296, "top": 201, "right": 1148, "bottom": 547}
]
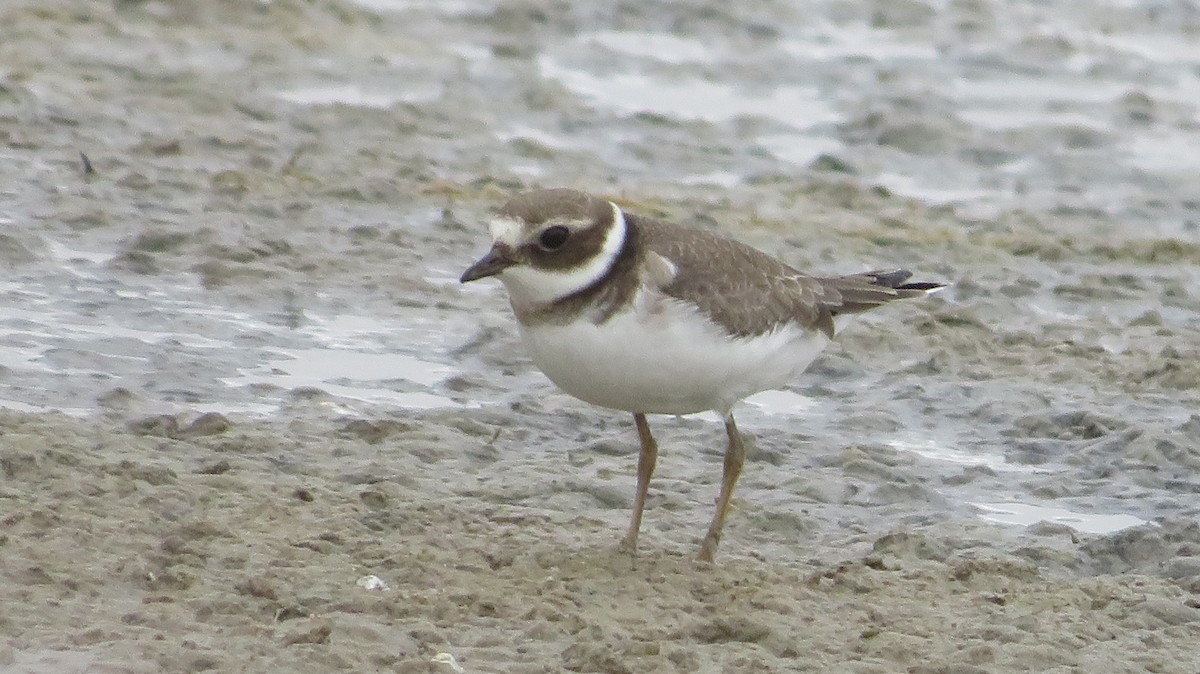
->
[{"left": 2, "top": 0, "right": 1199, "bottom": 672}]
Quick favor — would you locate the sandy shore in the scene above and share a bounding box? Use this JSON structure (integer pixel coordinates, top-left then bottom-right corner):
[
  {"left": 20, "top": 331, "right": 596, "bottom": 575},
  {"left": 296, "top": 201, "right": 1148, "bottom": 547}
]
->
[
  {"left": 3, "top": 411, "right": 1198, "bottom": 673},
  {"left": 2, "top": 0, "right": 1199, "bottom": 672}
]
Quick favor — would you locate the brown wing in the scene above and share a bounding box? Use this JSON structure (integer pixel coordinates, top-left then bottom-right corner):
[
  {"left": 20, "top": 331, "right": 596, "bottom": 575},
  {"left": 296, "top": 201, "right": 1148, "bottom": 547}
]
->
[
  {"left": 635, "top": 215, "right": 838, "bottom": 338},
  {"left": 635, "top": 215, "right": 942, "bottom": 339}
]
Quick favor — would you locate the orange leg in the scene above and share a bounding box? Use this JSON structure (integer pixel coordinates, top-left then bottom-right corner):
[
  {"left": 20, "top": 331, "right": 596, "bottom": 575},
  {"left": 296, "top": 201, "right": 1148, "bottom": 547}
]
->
[
  {"left": 698, "top": 414, "right": 745, "bottom": 562},
  {"left": 619, "top": 412, "right": 658, "bottom": 555}
]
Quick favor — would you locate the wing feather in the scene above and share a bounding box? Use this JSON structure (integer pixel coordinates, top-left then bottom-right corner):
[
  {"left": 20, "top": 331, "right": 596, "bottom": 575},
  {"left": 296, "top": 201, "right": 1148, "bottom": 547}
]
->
[{"left": 634, "top": 215, "right": 942, "bottom": 339}]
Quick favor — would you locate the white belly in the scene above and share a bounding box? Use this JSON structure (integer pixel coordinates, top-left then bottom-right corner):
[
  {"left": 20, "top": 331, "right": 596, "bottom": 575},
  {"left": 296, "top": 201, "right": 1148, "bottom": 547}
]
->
[{"left": 518, "top": 293, "right": 829, "bottom": 416}]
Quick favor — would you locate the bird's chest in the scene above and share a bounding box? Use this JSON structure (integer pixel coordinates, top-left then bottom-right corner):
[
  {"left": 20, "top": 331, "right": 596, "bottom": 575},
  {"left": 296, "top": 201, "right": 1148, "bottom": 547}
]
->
[
  {"left": 521, "top": 297, "right": 692, "bottom": 381},
  {"left": 516, "top": 292, "right": 825, "bottom": 415}
]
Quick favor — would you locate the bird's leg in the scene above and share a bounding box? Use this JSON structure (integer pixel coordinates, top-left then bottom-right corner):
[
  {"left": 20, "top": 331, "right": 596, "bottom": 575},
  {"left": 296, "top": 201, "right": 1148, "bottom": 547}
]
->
[
  {"left": 698, "top": 414, "right": 746, "bottom": 562},
  {"left": 619, "top": 412, "right": 658, "bottom": 555}
]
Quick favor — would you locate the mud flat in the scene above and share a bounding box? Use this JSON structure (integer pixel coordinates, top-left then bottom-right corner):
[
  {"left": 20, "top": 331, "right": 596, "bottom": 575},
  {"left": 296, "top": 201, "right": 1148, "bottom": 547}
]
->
[{"left": 2, "top": 0, "right": 1199, "bottom": 672}]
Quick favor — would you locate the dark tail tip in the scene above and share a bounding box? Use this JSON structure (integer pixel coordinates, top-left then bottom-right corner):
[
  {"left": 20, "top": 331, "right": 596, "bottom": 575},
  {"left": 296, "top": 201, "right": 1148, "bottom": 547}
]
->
[
  {"left": 862, "top": 269, "right": 946, "bottom": 294},
  {"left": 896, "top": 281, "right": 946, "bottom": 292}
]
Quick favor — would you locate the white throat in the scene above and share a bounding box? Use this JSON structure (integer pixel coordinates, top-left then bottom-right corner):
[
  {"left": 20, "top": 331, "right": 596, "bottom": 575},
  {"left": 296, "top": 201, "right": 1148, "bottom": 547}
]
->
[{"left": 495, "top": 201, "right": 628, "bottom": 308}]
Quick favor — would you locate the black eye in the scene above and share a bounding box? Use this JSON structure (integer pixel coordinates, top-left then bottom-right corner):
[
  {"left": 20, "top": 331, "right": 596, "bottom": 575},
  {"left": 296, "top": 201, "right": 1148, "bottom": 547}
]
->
[{"left": 538, "top": 225, "right": 570, "bottom": 251}]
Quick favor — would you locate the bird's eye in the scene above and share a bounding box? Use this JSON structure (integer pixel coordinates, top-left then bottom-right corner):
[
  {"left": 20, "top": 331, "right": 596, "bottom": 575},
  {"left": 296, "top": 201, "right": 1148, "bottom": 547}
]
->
[{"left": 538, "top": 225, "right": 570, "bottom": 251}]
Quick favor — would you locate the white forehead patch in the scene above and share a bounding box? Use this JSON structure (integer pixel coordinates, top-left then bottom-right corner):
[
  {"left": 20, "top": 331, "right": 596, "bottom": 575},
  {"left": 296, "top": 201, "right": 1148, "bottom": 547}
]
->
[
  {"left": 488, "top": 216, "right": 524, "bottom": 247},
  {"left": 498, "top": 201, "right": 629, "bottom": 307}
]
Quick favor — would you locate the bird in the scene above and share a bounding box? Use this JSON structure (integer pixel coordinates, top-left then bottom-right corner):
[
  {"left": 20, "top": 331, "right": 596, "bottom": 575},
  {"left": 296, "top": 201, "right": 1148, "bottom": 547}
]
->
[{"left": 460, "top": 188, "right": 944, "bottom": 562}]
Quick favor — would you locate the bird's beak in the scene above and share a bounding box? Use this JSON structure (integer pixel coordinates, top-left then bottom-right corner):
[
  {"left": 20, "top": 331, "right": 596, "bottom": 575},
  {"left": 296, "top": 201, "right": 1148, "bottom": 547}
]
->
[{"left": 460, "top": 245, "right": 516, "bottom": 283}]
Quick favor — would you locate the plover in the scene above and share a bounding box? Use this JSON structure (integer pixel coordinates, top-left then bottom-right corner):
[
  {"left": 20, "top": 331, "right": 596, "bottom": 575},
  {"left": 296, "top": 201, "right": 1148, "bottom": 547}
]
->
[{"left": 460, "top": 188, "right": 943, "bottom": 561}]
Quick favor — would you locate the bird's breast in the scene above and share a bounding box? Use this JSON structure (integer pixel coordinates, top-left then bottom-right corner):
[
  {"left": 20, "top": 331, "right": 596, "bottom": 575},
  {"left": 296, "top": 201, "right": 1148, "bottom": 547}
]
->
[{"left": 517, "top": 292, "right": 829, "bottom": 416}]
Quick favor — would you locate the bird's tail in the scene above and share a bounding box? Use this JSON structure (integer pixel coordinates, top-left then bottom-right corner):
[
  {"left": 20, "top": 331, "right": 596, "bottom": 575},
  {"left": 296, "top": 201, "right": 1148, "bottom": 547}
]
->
[{"left": 820, "top": 268, "right": 946, "bottom": 316}]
